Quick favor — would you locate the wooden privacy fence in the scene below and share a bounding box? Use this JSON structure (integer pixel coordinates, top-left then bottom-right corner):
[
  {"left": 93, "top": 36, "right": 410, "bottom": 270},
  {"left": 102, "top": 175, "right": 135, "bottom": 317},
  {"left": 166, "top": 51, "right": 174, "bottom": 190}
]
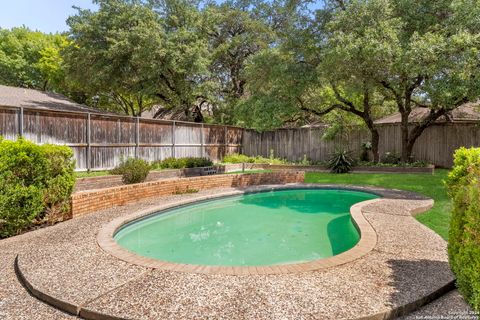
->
[
  {"left": 243, "top": 123, "right": 480, "bottom": 168},
  {"left": 2, "top": 104, "right": 479, "bottom": 169},
  {"left": 0, "top": 105, "right": 243, "bottom": 171},
  {"left": 243, "top": 126, "right": 370, "bottom": 163}
]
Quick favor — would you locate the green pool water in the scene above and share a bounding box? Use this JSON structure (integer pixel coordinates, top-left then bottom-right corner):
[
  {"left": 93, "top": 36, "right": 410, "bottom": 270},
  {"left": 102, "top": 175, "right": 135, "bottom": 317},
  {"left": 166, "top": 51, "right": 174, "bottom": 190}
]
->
[{"left": 114, "top": 189, "right": 378, "bottom": 266}]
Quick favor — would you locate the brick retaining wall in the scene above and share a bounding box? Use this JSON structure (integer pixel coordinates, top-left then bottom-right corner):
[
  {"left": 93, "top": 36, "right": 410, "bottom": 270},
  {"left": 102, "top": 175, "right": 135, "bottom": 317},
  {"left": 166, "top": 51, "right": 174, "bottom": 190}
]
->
[
  {"left": 74, "top": 164, "right": 253, "bottom": 192},
  {"left": 71, "top": 171, "right": 304, "bottom": 218}
]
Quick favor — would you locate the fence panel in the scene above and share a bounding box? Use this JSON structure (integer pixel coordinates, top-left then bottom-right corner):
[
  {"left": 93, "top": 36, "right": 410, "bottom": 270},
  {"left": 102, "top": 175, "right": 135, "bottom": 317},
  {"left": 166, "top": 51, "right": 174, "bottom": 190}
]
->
[
  {"left": 243, "top": 124, "right": 480, "bottom": 167},
  {"left": 0, "top": 106, "right": 243, "bottom": 170},
  {"left": 2, "top": 104, "right": 479, "bottom": 169}
]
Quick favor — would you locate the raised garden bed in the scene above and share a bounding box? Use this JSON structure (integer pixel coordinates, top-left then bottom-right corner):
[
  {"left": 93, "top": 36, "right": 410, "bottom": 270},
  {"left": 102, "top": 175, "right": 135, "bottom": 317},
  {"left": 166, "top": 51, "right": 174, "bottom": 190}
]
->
[
  {"left": 74, "top": 164, "right": 257, "bottom": 192},
  {"left": 252, "top": 164, "right": 435, "bottom": 174},
  {"left": 74, "top": 163, "right": 434, "bottom": 192}
]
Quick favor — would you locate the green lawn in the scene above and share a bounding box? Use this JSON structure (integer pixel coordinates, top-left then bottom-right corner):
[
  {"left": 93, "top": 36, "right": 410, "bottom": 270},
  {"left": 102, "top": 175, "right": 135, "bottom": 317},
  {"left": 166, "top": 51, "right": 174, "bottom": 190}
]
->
[
  {"left": 304, "top": 169, "right": 451, "bottom": 240},
  {"left": 75, "top": 171, "right": 111, "bottom": 178}
]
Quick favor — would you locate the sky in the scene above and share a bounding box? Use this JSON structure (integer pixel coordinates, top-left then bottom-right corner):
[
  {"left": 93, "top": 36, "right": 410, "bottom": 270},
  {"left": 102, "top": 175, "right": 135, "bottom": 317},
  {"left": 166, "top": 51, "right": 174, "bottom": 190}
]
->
[
  {"left": 0, "top": 0, "right": 323, "bottom": 34},
  {"left": 0, "top": 0, "right": 98, "bottom": 34}
]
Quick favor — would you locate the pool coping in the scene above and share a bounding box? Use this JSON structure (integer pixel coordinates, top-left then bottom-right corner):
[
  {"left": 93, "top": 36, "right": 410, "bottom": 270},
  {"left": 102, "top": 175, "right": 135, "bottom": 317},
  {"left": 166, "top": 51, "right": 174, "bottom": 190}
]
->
[{"left": 96, "top": 184, "right": 433, "bottom": 275}]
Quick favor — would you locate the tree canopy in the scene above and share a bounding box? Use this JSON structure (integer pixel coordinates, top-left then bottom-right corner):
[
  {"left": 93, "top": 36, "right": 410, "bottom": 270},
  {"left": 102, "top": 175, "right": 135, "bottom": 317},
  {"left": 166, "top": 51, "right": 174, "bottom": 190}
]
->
[
  {"left": 0, "top": 27, "right": 68, "bottom": 92},
  {"left": 1, "top": 0, "right": 480, "bottom": 160}
]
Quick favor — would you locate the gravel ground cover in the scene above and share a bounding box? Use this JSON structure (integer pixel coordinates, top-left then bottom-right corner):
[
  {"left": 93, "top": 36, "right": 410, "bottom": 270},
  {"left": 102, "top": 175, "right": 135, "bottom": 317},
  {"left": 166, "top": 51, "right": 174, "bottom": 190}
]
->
[{"left": 0, "top": 185, "right": 475, "bottom": 319}]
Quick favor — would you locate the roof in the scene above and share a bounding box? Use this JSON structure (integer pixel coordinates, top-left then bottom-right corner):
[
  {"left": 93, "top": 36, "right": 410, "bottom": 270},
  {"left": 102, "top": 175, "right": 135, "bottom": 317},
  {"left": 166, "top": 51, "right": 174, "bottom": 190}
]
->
[
  {"left": 0, "top": 85, "right": 114, "bottom": 115},
  {"left": 374, "top": 103, "right": 480, "bottom": 125}
]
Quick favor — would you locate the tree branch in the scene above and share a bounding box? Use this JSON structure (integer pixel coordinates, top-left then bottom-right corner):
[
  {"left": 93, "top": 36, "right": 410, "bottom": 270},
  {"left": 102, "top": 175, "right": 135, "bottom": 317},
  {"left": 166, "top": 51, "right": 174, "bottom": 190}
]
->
[
  {"left": 296, "top": 97, "right": 356, "bottom": 118},
  {"left": 330, "top": 84, "right": 364, "bottom": 117},
  {"left": 380, "top": 80, "right": 404, "bottom": 112}
]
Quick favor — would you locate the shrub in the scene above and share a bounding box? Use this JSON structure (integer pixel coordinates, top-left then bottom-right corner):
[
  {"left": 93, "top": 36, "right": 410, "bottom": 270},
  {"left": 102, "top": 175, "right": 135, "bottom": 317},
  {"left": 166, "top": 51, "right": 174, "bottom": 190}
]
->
[
  {"left": 222, "top": 153, "right": 255, "bottom": 164},
  {"left": 113, "top": 158, "right": 151, "bottom": 184},
  {"left": 0, "top": 182, "right": 44, "bottom": 238},
  {"left": 382, "top": 151, "right": 401, "bottom": 164},
  {"left": 222, "top": 153, "right": 287, "bottom": 165},
  {"left": 360, "top": 142, "right": 372, "bottom": 162},
  {"left": 356, "top": 160, "right": 429, "bottom": 168},
  {"left": 0, "top": 138, "right": 76, "bottom": 238},
  {"left": 447, "top": 147, "right": 480, "bottom": 193},
  {"left": 41, "top": 145, "right": 76, "bottom": 222},
  {"left": 154, "top": 157, "right": 183, "bottom": 169},
  {"left": 152, "top": 157, "right": 213, "bottom": 170},
  {"left": 446, "top": 147, "right": 480, "bottom": 312},
  {"left": 328, "top": 149, "right": 354, "bottom": 174},
  {"left": 183, "top": 157, "right": 213, "bottom": 168}
]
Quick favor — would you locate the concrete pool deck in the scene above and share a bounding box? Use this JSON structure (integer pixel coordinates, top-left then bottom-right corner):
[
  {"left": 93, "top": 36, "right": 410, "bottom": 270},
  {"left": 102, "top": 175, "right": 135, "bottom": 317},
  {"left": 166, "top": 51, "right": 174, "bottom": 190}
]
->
[{"left": 2, "top": 184, "right": 475, "bottom": 319}]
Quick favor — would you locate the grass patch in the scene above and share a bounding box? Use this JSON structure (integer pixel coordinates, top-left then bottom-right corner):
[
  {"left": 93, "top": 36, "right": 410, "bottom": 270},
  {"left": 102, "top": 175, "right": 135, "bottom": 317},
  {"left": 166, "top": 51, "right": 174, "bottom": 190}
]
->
[
  {"left": 75, "top": 171, "right": 111, "bottom": 178},
  {"left": 304, "top": 169, "right": 451, "bottom": 240}
]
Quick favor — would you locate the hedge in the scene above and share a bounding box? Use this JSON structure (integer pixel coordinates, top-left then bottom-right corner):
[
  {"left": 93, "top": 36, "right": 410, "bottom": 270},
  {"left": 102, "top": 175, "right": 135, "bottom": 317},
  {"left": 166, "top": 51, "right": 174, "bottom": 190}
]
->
[
  {"left": 446, "top": 147, "right": 480, "bottom": 312},
  {"left": 0, "top": 138, "right": 76, "bottom": 238}
]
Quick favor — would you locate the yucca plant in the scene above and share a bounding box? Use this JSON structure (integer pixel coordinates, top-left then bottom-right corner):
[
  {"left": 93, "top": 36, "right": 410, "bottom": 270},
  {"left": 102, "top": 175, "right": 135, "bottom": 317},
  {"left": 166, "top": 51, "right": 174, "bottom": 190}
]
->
[{"left": 328, "top": 149, "right": 354, "bottom": 174}]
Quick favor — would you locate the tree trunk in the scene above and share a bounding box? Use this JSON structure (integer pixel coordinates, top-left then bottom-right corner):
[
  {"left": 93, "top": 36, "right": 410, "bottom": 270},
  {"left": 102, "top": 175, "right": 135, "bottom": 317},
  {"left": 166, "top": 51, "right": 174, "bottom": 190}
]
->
[
  {"left": 400, "top": 108, "right": 448, "bottom": 162},
  {"left": 370, "top": 128, "right": 380, "bottom": 163},
  {"left": 400, "top": 111, "right": 411, "bottom": 162},
  {"left": 362, "top": 112, "right": 380, "bottom": 163}
]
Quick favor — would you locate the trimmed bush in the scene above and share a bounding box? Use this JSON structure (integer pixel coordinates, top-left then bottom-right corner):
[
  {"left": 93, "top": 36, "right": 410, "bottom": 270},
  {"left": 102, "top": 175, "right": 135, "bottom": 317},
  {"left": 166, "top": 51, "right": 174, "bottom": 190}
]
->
[
  {"left": 112, "top": 158, "right": 151, "bottom": 184},
  {"left": 152, "top": 157, "right": 213, "bottom": 170},
  {"left": 0, "top": 183, "right": 44, "bottom": 238},
  {"left": 446, "top": 147, "right": 480, "bottom": 312},
  {"left": 0, "top": 138, "right": 76, "bottom": 238},
  {"left": 183, "top": 157, "right": 213, "bottom": 168}
]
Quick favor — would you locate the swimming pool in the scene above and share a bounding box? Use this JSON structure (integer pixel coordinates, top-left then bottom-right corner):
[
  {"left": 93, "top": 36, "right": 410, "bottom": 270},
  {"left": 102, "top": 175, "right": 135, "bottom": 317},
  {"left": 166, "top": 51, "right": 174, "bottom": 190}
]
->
[{"left": 114, "top": 189, "right": 378, "bottom": 266}]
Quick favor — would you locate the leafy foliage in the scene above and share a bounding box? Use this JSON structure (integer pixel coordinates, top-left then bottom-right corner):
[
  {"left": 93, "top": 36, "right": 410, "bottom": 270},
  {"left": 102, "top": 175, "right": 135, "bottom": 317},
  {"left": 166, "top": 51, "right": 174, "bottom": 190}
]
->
[
  {"left": 65, "top": 0, "right": 209, "bottom": 119},
  {"left": 201, "top": 1, "right": 274, "bottom": 123},
  {"left": 0, "top": 27, "right": 69, "bottom": 92},
  {"left": 446, "top": 147, "right": 480, "bottom": 312},
  {"left": 360, "top": 141, "right": 372, "bottom": 161},
  {"left": 0, "top": 138, "right": 75, "bottom": 238},
  {"left": 357, "top": 160, "right": 429, "bottom": 168},
  {"left": 112, "top": 158, "right": 151, "bottom": 184},
  {"left": 222, "top": 153, "right": 287, "bottom": 164},
  {"left": 152, "top": 157, "right": 214, "bottom": 169},
  {"left": 324, "top": 0, "right": 480, "bottom": 160},
  {"left": 327, "top": 149, "right": 354, "bottom": 174},
  {"left": 382, "top": 152, "right": 401, "bottom": 165}
]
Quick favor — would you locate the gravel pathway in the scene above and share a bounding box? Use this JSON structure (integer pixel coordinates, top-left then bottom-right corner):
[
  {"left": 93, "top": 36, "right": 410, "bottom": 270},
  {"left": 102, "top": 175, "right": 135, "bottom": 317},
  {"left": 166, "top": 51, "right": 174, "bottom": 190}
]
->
[
  {"left": 400, "top": 290, "right": 477, "bottom": 320},
  {"left": 0, "top": 185, "right": 476, "bottom": 319}
]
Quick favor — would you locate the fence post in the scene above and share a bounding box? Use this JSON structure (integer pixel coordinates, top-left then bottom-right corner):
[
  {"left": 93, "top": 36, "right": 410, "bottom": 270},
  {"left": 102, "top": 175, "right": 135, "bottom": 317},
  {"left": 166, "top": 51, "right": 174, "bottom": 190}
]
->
[
  {"left": 117, "top": 118, "right": 121, "bottom": 143},
  {"left": 135, "top": 116, "right": 140, "bottom": 158},
  {"left": 86, "top": 113, "right": 91, "bottom": 171},
  {"left": 223, "top": 126, "right": 228, "bottom": 159},
  {"left": 36, "top": 112, "right": 41, "bottom": 143},
  {"left": 201, "top": 123, "right": 204, "bottom": 158},
  {"left": 171, "top": 121, "right": 176, "bottom": 158},
  {"left": 18, "top": 107, "right": 24, "bottom": 137},
  {"left": 240, "top": 129, "right": 245, "bottom": 155}
]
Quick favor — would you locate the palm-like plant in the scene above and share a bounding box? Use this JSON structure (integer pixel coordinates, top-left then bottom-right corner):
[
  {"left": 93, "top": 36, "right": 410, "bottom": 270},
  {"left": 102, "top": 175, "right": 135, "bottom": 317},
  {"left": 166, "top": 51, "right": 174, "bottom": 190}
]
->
[{"left": 328, "top": 149, "right": 354, "bottom": 174}]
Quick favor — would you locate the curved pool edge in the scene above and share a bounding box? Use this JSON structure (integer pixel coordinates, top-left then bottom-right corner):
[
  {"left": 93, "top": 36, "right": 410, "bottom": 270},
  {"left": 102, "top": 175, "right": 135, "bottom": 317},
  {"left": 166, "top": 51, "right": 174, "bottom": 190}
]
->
[{"left": 96, "top": 184, "right": 433, "bottom": 275}]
